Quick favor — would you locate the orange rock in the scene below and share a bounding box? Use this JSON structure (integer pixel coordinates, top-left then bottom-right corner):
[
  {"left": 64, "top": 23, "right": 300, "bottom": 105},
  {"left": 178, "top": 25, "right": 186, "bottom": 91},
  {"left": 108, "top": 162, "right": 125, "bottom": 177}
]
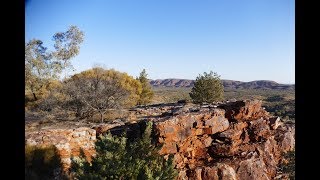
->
[
  {"left": 25, "top": 127, "right": 96, "bottom": 171},
  {"left": 159, "top": 142, "right": 178, "bottom": 154},
  {"left": 221, "top": 100, "right": 269, "bottom": 121}
]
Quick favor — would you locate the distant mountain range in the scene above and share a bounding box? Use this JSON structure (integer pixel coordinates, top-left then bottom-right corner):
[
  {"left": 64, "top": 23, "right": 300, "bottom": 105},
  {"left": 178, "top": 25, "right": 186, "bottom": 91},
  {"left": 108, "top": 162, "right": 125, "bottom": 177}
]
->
[{"left": 149, "top": 79, "right": 295, "bottom": 90}]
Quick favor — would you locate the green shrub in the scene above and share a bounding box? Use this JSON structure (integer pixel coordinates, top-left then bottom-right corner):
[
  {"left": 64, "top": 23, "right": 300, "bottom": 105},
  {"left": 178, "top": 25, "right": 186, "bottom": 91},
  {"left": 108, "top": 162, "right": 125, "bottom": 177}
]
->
[
  {"left": 71, "top": 121, "right": 178, "bottom": 179},
  {"left": 190, "top": 71, "right": 224, "bottom": 104},
  {"left": 25, "top": 145, "right": 65, "bottom": 180},
  {"left": 137, "top": 69, "right": 154, "bottom": 105}
]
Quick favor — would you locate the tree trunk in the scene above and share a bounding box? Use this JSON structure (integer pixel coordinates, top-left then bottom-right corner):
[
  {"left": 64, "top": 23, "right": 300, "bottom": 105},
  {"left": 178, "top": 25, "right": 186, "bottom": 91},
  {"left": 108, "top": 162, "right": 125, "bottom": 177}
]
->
[
  {"left": 100, "top": 112, "right": 103, "bottom": 123},
  {"left": 32, "top": 92, "right": 38, "bottom": 101}
]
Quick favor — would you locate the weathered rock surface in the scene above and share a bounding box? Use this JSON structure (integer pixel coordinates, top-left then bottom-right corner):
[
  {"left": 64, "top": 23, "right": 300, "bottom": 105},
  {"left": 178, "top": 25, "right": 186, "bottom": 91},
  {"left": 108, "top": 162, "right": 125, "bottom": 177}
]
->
[
  {"left": 25, "top": 99, "right": 295, "bottom": 179},
  {"left": 25, "top": 127, "right": 96, "bottom": 170},
  {"left": 154, "top": 109, "right": 230, "bottom": 169},
  {"left": 219, "top": 99, "right": 269, "bottom": 121},
  {"left": 92, "top": 120, "right": 125, "bottom": 136},
  {"left": 237, "top": 155, "right": 270, "bottom": 180},
  {"left": 153, "top": 100, "right": 294, "bottom": 179}
]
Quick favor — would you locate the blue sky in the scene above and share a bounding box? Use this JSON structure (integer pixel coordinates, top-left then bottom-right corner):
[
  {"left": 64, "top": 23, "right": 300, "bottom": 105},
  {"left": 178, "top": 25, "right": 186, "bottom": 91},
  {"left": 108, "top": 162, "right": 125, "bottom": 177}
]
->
[{"left": 25, "top": 0, "right": 294, "bottom": 84}]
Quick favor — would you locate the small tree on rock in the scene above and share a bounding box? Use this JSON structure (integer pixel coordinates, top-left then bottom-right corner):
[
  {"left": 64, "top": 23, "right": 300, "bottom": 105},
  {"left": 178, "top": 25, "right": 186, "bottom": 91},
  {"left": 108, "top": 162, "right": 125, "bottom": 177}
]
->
[
  {"left": 137, "top": 69, "right": 154, "bottom": 105},
  {"left": 189, "top": 71, "right": 224, "bottom": 104}
]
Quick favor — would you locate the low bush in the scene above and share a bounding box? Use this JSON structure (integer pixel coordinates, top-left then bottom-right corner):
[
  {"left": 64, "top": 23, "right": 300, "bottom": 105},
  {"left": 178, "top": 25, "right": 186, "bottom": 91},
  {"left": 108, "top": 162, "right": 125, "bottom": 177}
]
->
[{"left": 71, "top": 121, "right": 178, "bottom": 179}]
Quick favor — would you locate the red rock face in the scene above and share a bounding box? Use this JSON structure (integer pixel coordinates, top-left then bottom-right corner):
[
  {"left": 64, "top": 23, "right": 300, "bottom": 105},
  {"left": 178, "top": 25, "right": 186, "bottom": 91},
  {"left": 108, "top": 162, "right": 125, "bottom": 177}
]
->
[
  {"left": 154, "top": 100, "right": 294, "bottom": 180},
  {"left": 25, "top": 127, "right": 96, "bottom": 171},
  {"left": 154, "top": 109, "right": 229, "bottom": 169}
]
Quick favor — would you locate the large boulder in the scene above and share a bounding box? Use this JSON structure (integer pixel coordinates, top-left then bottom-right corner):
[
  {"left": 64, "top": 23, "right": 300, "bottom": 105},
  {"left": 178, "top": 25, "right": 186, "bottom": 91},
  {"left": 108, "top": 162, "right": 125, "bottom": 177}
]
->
[
  {"left": 154, "top": 109, "right": 230, "bottom": 169},
  {"left": 220, "top": 100, "right": 269, "bottom": 121}
]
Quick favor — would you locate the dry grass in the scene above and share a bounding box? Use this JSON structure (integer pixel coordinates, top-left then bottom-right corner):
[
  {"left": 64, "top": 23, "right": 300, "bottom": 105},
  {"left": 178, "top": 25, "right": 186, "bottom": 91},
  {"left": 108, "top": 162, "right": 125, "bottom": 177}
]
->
[{"left": 88, "top": 109, "right": 130, "bottom": 123}]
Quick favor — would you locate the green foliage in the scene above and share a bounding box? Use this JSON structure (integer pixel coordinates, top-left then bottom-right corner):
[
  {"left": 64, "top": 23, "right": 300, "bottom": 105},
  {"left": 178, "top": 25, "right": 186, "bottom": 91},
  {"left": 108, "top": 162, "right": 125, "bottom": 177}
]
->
[
  {"left": 189, "top": 71, "right": 224, "bottom": 104},
  {"left": 71, "top": 121, "right": 178, "bottom": 179},
  {"left": 137, "top": 69, "right": 154, "bottom": 105},
  {"left": 61, "top": 67, "right": 142, "bottom": 122},
  {"left": 53, "top": 25, "right": 84, "bottom": 63},
  {"left": 25, "top": 39, "right": 53, "bottom": 101},
  {"left": 25, "top": 145, "right": 65, "bottom": 180},
  {"left": 25, "top": 25, "right": 84, "bottom": 102}
]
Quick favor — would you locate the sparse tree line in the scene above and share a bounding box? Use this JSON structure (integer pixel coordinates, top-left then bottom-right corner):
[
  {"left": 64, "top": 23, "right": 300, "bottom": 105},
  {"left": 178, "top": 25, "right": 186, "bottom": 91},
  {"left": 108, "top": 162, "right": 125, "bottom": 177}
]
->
[
  {"left": 26, "top": 65, "right": 155, "bottom": 122},
  {"left": 26, "top": 26, "right": 293, "bottom": 124},
  {"left": 25, "top": 26, "right": 155, "bottom": 122}
]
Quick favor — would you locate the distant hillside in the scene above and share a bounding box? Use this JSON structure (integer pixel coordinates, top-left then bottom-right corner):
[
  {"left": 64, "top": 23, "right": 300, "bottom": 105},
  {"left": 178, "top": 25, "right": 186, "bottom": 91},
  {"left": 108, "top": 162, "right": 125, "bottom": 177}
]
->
[{"left": 149, "top": 79, "right": 295, "bottom": 90}]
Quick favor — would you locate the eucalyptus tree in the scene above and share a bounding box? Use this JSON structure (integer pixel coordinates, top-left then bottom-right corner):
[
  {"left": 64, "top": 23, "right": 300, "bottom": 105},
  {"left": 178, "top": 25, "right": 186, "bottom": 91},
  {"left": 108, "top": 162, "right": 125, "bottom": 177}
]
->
[{"left": 25, "top": 25, "right": 84, "bottom": 101}]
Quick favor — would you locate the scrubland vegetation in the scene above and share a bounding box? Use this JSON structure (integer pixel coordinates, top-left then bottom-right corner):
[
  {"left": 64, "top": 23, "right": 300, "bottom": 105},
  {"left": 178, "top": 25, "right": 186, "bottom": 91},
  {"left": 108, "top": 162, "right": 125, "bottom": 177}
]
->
[
  {"left": 25, "top": 26, "right": 294, "bottom": 179},
  {"left": 71, "top": 122, "right": 177, "bottom": 179}
]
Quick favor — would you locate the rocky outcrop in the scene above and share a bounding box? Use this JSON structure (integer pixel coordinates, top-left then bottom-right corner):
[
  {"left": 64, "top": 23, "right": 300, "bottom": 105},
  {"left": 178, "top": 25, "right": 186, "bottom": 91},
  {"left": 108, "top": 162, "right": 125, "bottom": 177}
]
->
[
  {"left": 25, "top": 99, "right": 295, "bottom": 179},
  {"left": 219, "top": 99, "right": 269, "bottom": 121},
  {"left": 153, "top": 100, "right": 294, "bottom": 180},
  {"left": 154, "top": 109, "right": 230, "bottom": 169},
  {"left": 25, "top": 127, "right": 96, "bottom": 170}
]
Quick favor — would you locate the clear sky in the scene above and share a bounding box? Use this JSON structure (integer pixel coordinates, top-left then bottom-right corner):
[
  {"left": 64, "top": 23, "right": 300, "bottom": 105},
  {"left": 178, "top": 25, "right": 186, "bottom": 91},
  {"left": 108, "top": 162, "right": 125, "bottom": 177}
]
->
[{"left": 25, "top": 0, "right": 295, "bottom": 84}]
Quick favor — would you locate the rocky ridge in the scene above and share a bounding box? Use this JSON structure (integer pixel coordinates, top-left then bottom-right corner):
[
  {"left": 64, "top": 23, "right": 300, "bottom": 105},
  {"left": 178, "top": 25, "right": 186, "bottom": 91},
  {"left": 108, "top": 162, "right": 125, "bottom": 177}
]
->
[
  {"left": 149, "top": 79, "right": 295, "bottom": 90},
  {"left": 25, "top": 99, "right": 295, "bottom": 179}
]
